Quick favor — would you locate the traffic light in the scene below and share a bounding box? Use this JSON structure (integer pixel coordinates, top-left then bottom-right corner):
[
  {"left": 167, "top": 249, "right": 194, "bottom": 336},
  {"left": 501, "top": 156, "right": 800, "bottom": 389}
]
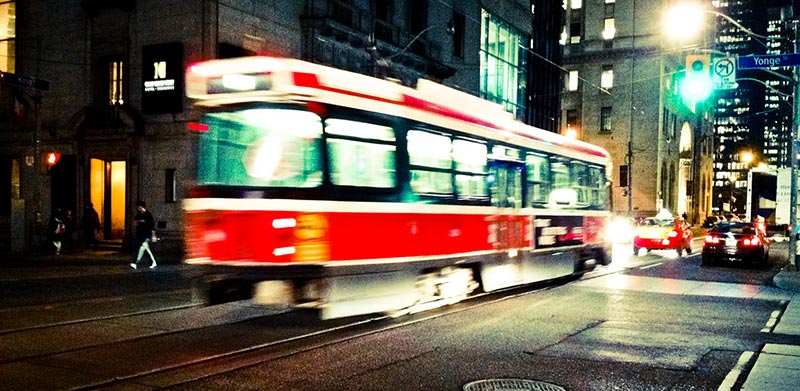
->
[
  {"left": 682, "top": 54, "right": 712, "bottom": 100},
  {"left": 44, "top": 152, "right": 60, "bottom": 174}
]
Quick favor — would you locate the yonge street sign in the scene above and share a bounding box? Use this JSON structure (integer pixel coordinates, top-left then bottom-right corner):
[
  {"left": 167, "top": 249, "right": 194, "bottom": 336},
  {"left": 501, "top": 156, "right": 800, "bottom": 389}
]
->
[{"left": 738, "top": 53, "right": 800, "bottom": 69}]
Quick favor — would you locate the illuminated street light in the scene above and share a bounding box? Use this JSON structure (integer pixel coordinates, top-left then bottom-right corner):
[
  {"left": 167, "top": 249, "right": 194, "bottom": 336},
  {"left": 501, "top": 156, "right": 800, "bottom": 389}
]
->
[
  {"left": 741, "top": 150, "right": 754, "bottom": 166},
  {"left": 663, "top": 3, "right": 705, "bottom": 41}
]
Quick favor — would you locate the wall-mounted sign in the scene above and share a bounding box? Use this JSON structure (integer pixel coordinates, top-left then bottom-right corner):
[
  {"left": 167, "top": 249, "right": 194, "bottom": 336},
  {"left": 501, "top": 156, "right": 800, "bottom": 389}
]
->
[{"left": 142, "top": 42, "right": 183, "bottom": 114}]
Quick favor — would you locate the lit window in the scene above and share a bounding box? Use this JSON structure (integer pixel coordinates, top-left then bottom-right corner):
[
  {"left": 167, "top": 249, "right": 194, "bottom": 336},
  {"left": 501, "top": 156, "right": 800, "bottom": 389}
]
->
[
  {"left": 568, "top": 70, "right": 579, "bottom": 91},
  {"left": 408, "top": 130, "right": 453, "bottom": 194},
  {"left": 571, "top": 0, "right": 582, "bottom": 9},
  {"left": 0, "top": 1, "right": 14, "bottom": 73},
  {"left": 603, "top": 18, "right": 615, "bottom": 40},
  {"left": 109, "top": 60, "right": 124, "bottom": 105},
  {"left": 480, "top": 9, "right": 525, "bottom": 119},
  {"left": 325, "top": 119, "right": 396, "bottom": 188},
  {"left": 601, "top": 65, "right": 613, "bottom": 89}
]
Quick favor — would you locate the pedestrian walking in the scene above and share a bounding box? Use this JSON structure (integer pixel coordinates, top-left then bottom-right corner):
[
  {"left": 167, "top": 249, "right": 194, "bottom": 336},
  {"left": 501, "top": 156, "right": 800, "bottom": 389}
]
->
[
  {"left": 81, "top": 202, "right": 101, "bottom": 249},
  {"left": 131, "top": 200, "right": 157, "bottom": 269},
  {"left": 48, "top": 208, "right": 67, "bottom": 255}
]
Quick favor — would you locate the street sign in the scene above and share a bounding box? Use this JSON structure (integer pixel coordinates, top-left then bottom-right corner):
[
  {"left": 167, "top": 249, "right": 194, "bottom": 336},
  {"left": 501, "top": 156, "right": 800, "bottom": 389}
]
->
[
  {"left": 0, "top": 71, "right": 51, "bottom": 92},
  {"left": 713, "top": 56, "right": 736, "bottom": 90},
  {"left": 738, "top": 53, "right": 800, "bottom": 69}
]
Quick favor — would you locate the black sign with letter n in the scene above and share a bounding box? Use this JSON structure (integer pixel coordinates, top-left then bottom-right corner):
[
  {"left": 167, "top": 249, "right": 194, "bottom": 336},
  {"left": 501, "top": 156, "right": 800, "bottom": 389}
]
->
[{"left": 142, "top": 42, "right": 184, "bottom": 114}]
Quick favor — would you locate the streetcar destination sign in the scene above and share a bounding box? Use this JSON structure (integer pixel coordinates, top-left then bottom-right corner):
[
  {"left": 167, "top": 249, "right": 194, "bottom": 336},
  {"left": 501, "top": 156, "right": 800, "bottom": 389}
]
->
[{"left": 738, "top": 53, "right": 800, "bottom": 69}]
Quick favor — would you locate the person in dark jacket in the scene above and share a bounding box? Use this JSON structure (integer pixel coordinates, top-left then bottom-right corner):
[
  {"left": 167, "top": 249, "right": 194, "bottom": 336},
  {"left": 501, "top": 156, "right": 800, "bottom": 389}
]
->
[
  {"left": 81, "top": 202, "right": 101, "bottom": 249},
  {"left": 130, "top": 200, "right": 157, "bottom": 269}
]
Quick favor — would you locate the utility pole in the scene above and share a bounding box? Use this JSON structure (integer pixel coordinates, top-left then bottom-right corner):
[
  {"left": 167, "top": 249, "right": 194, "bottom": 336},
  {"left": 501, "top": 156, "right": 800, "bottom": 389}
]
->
[{"left": 789, "top": 20, "right": 799, "bottom": 270}]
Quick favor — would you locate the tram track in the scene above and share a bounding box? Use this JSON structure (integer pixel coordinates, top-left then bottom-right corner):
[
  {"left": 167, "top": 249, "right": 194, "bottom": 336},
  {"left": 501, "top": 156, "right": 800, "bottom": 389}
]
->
[
  {"left": 71, "top": 272, "right": 608, "bottom": 390},
  {"left": 0, "top": 290, "right": 198, "bottom": 335},
  {"left": 2, "top": 252, "right": 673, "bottom": 390}
]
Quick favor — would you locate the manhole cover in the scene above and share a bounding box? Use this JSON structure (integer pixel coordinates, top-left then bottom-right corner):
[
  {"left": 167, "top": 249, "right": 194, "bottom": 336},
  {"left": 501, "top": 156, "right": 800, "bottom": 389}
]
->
[{"left": 463, "top": 378, "right": 567, "bottom": 391}]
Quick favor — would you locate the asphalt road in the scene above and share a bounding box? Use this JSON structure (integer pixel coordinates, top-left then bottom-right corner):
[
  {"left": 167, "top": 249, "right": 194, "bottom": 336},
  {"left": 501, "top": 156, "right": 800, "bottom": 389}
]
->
[{"left": 0, "top": 240, "right": 796, "bottom": 391}]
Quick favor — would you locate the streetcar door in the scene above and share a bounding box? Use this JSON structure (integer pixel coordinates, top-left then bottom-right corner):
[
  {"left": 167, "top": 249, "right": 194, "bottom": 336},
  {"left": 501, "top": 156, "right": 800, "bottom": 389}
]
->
[{"left": 490, "top": 160, "right": 524, "bottom": 250}]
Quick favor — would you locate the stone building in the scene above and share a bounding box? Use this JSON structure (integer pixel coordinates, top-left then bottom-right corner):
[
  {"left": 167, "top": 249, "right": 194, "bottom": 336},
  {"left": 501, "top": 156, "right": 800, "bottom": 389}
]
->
[
  {"left": 561, "top": 0, "right": 714, "bottom": 221},
  {"left": 0, "top": 0, "right": 564, "bottom": 253}
]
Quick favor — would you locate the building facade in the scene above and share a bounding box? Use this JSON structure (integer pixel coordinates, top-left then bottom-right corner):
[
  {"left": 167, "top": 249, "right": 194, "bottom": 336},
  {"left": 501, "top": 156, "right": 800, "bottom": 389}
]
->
[
  {"left": 0, "top": 0, "right": 564, "bottom": 254},
  {"left": 562, "top": 0, "right": 714, "bottom": 221}
]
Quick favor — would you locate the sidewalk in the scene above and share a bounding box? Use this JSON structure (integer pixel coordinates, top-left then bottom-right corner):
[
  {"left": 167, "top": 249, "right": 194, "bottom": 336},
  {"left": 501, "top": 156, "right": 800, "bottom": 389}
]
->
[{"left": 738, "top": 266, "right": 800, "bottom": 391}]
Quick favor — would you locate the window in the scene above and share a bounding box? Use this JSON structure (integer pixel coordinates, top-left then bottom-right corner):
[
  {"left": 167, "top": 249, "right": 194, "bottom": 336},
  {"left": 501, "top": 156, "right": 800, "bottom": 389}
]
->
[
  {"left": 619, "top": 164, "right": 629, "bottom": 187},
  {"left": 571, "top": 0, "right": 582, "bottom": 9},
  {"left": 602, "top": 18, "right": 615, "bottom": 40},
  {"left": 604, "top": 1, "right": 615, "bottom": 17},
  {"left": 325, "top": 119, "right": 396, "bottom": 188},
  {"left": 480, "top": 9, "right": 526, "bottom": 118},
  {"left": 452, "top": 10, "right": 466, "bottom": 59},
  {"left": 0, "top": 1, "right": 14, "bottom": 73},
  {"left": 569, "top": 9, "right": 582, "bottom": 44},
  {"left": 600, "top": 106, "right": 612, "bottom": 132},
  {"left": 408, "top": 129, "right": 453, "bottom": 194},
  {"left": 566, "top": 109, "right": 580, "bottom": 134},
  {"left": 567, "top": 70, "right": 579, "bottom": 91},
  {"left": 408, "top": 0, "right": 428, "bottom": 35},
  {"left": 601, "top": 65, "right": 613, "bottom": 89},
  {"left": 164, "top": 169, "right": 176, "bottom": 203},
  {"left": 109, "top": 60, "right": 124, "bottom": 105},
  {"left": 526, "top": 153, "right": 551, "bottom": 205},
  {"left": 198, "top": 108, "right": 324, "bottom": 188},
  {"left": 454, "top": 139, "right": 488, "bottom": 198}
]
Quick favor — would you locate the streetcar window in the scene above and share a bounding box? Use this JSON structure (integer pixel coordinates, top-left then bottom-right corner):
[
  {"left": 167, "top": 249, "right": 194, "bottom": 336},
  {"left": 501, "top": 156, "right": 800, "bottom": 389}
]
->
[
  {"left": 525, "top": 153, "right": 550, "bottom": 205},
  {"left": 198, "top": 108, "right": 323, "bottom": 188},
  {"left": 551, "top": 158, "right": 570, "bottom": 190},
  {"left": 572, "top": 162, "right": 590, "bottom": 206},
  {"left": 453, "top": 139, "right": 488, "bottom": 198},
  {"left": 589, "top": 166, "right": 608, "bottom": 209},
  {"left": 408, "top": 130, "right": 454, "bottom": 194},
  {"left": 324, "top": 119, "right": 396, "bottom": 188}
]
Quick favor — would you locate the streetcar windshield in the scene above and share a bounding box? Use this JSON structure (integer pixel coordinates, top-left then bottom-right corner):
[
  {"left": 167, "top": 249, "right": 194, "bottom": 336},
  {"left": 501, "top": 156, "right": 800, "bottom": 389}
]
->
[{"left": 198, "top": 107, "right": 323, "bottom": 187}]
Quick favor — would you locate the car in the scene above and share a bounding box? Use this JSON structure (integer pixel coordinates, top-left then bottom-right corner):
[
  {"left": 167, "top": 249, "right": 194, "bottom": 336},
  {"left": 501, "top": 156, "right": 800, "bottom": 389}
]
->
[
  {"left": 702, "top": 216, "right": 722, "bottom": 228},
  {"left": 632, "top": 216, "right": 692, "bottom": 256},
  {"left": 702, "top": 221, "right": 770, "bottom": 266}
]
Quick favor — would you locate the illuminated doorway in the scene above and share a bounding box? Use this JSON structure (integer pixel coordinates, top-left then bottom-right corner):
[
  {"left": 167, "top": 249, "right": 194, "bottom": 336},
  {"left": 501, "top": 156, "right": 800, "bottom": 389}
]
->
[{"left": 89, "top": 159, "right": 126, "bottom": 240}]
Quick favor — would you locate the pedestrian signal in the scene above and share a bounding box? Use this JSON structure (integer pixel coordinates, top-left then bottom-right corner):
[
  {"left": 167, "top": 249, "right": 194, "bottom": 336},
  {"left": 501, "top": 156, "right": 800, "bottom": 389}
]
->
[{"left": 44, "top": 152, "right": 60, "bottom": 174}]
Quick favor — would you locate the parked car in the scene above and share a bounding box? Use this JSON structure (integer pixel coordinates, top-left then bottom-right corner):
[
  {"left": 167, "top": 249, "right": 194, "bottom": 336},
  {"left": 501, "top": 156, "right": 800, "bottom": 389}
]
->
[
  {"left": 633, "top": 216, "right": 692, "bottom": 256},
  {"left": 702, "top": 221, "right": 770, "bottom": 266}
]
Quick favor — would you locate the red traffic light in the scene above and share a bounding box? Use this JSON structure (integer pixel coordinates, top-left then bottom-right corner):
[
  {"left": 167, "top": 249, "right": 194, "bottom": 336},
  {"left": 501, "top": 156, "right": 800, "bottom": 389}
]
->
[{"left": 46, "top": 152, "right": 61, "bottom": 166}]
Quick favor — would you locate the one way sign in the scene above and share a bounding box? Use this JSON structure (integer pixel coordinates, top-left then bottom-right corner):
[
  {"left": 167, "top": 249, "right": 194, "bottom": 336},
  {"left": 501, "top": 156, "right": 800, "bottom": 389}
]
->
[{"left": 712, "top": 56, "right": 736, "bottom": 90}]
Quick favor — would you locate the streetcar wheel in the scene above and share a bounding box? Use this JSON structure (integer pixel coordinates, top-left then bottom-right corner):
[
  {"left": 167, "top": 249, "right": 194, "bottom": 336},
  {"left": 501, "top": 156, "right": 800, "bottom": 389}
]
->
[{"left": 632, "top": 246, "right": 641, "bottom": 256}]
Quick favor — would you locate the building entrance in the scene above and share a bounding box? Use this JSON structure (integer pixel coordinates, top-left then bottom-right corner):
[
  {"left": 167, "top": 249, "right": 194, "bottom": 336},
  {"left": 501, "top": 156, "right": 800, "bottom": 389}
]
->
[{"left": 89, "top": 159, "right": 126, "bottom": 240}]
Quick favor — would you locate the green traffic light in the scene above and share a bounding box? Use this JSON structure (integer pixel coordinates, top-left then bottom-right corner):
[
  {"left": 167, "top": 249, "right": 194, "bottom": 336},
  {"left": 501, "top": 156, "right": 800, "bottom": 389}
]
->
[{"left": 682, "top": 76, "right": 712, "bottom": 100}]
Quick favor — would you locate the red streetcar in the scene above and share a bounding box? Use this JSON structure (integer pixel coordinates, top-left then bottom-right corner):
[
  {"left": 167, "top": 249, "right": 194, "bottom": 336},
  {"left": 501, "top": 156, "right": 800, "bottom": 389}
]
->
[{"left": 183, "top": 56, "right": 613, "bottom": 318}]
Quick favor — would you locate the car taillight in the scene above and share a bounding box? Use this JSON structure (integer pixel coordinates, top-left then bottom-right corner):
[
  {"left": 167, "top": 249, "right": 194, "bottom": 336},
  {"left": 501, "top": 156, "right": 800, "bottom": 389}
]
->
[
  {"left": 705, "top": 235, "right": 720, "bottom": 244},
  {"left": 743, "top": 237, "right": 761, "bottom": 246}
]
